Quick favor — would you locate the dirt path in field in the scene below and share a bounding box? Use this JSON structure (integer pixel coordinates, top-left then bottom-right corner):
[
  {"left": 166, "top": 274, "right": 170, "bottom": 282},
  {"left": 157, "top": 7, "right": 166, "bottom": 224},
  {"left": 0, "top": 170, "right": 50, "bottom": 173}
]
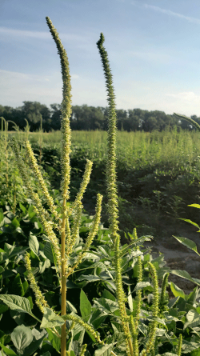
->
[
  {"left": 143, "top": 219, "right": 200, "bottom": 296},
  {"left": 84, "top": 201, "right": 200, "bottom": 296}
]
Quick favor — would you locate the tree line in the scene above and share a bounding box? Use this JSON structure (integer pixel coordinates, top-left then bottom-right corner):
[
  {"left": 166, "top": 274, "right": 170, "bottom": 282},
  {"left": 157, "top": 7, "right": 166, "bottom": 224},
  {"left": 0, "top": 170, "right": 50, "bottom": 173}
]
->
[{"left": 0, "top": 101, "right": 199, "bottom": 132}]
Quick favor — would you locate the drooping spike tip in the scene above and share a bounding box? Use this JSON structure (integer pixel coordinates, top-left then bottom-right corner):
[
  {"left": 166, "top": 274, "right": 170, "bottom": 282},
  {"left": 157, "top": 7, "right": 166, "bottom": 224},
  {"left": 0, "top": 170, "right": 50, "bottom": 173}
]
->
[{"left": 96, "top": 33, "right": 105, "bottom": 47}]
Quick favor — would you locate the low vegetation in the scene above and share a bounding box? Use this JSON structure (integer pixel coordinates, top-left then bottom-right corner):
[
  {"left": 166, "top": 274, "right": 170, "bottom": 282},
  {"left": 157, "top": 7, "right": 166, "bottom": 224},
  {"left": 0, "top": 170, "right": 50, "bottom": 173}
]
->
[{"left": 1, "top": 16, "right": 200, "bottom": 356}]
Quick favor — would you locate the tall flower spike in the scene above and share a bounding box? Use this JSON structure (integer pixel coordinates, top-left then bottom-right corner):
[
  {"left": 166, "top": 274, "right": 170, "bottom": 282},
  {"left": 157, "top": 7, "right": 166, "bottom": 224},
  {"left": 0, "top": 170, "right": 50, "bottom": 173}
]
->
[
  {"left": 25, "top": 140, "right": 60, "bottom": 223},
  {"left": 69, "top": 159, "right": 93, "bottom": 215},
  {"left": 46, "top": 16, "right": 72, "bottom": 202},
  {"left": 141, "top": 262, "right": 159, "bottom": 356},
  {"left": 177, "top": 334, "right": 182, "bottom": 356},
  {"left": 46, "top": 17, "right": 72, "bottom": 356},
  {"left": 24, "top": 252, "right": 50, "bottom": 314},
  {"left": 96, "top": 33, "right": 119, "bottom": 244},
  {"left": 66, "top": 193, "right": 103, "bottom": 278},
  {"left": 12, "top": 139, "right": 61, "bottom": 284},
  {"left": 97, "top": 33, "right": 133, "bottom": 356}
]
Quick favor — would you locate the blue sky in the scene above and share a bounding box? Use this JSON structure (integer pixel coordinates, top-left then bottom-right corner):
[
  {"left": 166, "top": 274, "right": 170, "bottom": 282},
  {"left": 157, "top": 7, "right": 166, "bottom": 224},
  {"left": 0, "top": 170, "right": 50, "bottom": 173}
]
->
[{"left": 1, "top": 0, "right": 200, "bottom": 116}]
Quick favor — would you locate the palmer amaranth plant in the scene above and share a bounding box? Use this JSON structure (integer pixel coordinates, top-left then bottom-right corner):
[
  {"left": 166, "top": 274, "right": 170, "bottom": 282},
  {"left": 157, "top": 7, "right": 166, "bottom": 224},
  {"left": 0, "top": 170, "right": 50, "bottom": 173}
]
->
[{"left": 2, "top": 17, "right": 196, "bottom": 356}]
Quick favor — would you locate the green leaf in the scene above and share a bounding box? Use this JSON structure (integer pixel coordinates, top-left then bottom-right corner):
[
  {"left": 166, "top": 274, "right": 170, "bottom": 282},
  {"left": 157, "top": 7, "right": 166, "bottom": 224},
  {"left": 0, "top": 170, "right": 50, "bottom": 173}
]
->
[
  {"left": 188, "top": 204, "right": 200, "bottom": 209},
  {"left": 94, "top": 343, "right": 114, "bottom": 356},
  {"left": 134, "top": 282, "right": 151, "bottom": 292},
  {"left": 44, "top": 242, "right": 55, "bottom": 263},
  {"left": 0, "top": 266, "right": 4, "bottom": 273},
  {"left": 173, "top": 236, "right": 200, "bottom": 256},
  {"left": 180, "top": 218, "right": 200, "bottom": 229},
  {"left": 41, "top": 353, "right": 51, "bottom": 356},
  {"left": 171, "top": 270, "right": 200, "bottom": 286},
  {"left": 170, "top": 282, "right": 185, "bottom": 299},
  {"left": 184, "top": 310, "right": 200, "bottom": 330},
  {"left": 41, "top": 307, "right": 65, "bottom": 329},
  {"left": 46, "top": 328, "right": 61, "bottom": 353},
  {"left": 12, "top": 273, "right": 24, "bottom": 296},
  {"left": 0, "top": 343, "right": 17, "bottom": 356},
  {"left": 127, "top": 285, "right": 133, "bottom": 312},
  {"left": 11, "top": 217, "right": 20, "bottom": 228},
  {"left": 78, "top": 275, "right": 101, "bottom": 282},
  {"left": 29, "top": 233, "right": 39, "bottom": 258},
  {"left": 11, "top": 325, "right": 33, "bottom": 353},
  {"left": 19, "top": 203, "right": 26, "bottom": 214},
  {"left": 80, "top": 290, "right": 91, "bottom": 322},
  {"left": 102, "top": 290, "right": 115, "bottom": 301},
  {"left": 22, "top": 280, "right": 29, "bottom": 296},
  {"left": 191, "top": 349, "right": 200, "bottom": 356},
  {"left": 0, "top": 295, "right": 38, "bottom": 321},
  {"left": 39, "top": 259, "right": 51, "bottom": 274},
  {"left": 23, "top": 329, "right": 47, "bottom": 356}
]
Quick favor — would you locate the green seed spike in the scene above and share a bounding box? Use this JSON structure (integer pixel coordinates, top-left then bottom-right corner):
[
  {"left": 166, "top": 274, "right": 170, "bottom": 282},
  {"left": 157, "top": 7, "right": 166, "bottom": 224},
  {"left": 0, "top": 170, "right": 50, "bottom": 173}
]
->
[
  {"left": 174, "top": 113, "right": 200, "bottom": 131},
  {"left": 97, "top": 33, "right": 119, "bottom": 244},
  {"left": 46, "top": 16, "right": 72, "bottom": 356},
  {"left": 97, "top": 33, "right": 134, "bottom": 356},
  {"left": 177, "top": 334, "right": 182, "bottom": 356}
]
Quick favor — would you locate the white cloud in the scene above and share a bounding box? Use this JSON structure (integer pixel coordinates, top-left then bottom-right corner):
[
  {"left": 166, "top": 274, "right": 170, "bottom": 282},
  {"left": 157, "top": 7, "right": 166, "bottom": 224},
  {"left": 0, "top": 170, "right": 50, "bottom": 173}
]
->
[
  {"left": 0, "top": 27, "right": 87, "bottom": 42},
  {"left": 166, "top": 91, "right": 200, "bottom": 102},
  {"left": 143, "top": 4, "right": 200, "bottom": 25},
  {"left": 128, "top": 50, "right": 171, "bottom": 63},
  {"left": 0, "top": 69, "right": 80, "bottom": 107}
]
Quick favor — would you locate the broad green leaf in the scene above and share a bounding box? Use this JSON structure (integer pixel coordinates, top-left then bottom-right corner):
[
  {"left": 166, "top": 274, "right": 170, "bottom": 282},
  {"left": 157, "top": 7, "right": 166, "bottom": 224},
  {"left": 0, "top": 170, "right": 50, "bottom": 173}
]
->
[
  {"left": 39, "top": 259, "right": 51, "bottom": 274},
  {"left": 12, "top": 273, "right": 24, "bottom": 296},
  {"left": 10, "top": 310, "right": 25, "bottom": 325},
  {"left": 0, "top": 304, "right": 9, "bottom": 313},
  {"left": 170, "top": 282, "right": 185, "bottom": 299},
  {"left": 44, "top": 242, "right": 54, "bottom": 263},
  {"left": 90, "top": 309, "right": 107, "bottom": 329},
  {"left": 180, "top": 218, "right": 200, "bottom": 229},
  {"left": 11, "top": 217, "right": 20, "bottom": 228},
  {"left": 0, "top": 266, "right": 4, "bottom": 273},
  {"left": 0, "top": 295, "right": 38, "bottom": 321},
  {"left": 187, "top": 286, "right": 199, "bottom": 305},
  {"left": 29, "top": 233, "right": 39, "bottom": 257},
  {"left": 188, "top": 204, "right": 200, "bottom": 209},
  {"left": 4, "top": 243, "right": 15, "bottom": 255},
  {"left": 127, "top": 285, "right": 133, "bottom": 312},
  {"left": 80, "top": 290, "right": 91, "bottom": 322},
  {"left": 191, "top": 349, "right": 200, "bottom": 356},
  {"left": 41, "top": 353, "right": 51, "bottom": 356},
  {"left": 173, "top": 236, "right": 200, "bottom": 256},
  {"left": 134, "top": 282, "right": 151, "bottom": 292},
  {"left": 78, "top": 275, "right": 101, "bottom": 282},
  {"left": 102, "top": 290, "right": 115, "bottom": 301},
  {"left": 46, "top": 328, "right": 61, "bottom": 353},
  {"left": 94, "top": 343, "right": 114, "bottom": 356},
  {"left": 171, "top": 270, "right": 200, "bottom": 286},
  {"left": 0, "top": 343, "right": 17, "bottom": 356},
  {"left": 41, "top": 307, "right": 65, "bottom": 329},
  {"left": 67, "top": 300, "right": 77, "bottom": 313},
  {"left": 94, "top": 298, "right": 119, "bottom": 313},
  {"left": 19, "top": 203, "right": 26, "bottom": 214},
  {"left": 185, "top": 310, "right": 200, "bottom": 329},
  {"left": 23, "top": 329, "right": 47, "bottom": 356},
  {"left": 11, "top": 325, "right": 33, "bottom": 353},
  {"left": 22, "top": 280, "right": 29, "bottom": 296}
]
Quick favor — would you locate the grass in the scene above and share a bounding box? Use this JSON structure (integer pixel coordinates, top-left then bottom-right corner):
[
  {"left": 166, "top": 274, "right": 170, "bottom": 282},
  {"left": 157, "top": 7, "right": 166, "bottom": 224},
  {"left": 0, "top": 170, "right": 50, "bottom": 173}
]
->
[{"left": 8, "top": 128, "right": 200, "bottom": 169}]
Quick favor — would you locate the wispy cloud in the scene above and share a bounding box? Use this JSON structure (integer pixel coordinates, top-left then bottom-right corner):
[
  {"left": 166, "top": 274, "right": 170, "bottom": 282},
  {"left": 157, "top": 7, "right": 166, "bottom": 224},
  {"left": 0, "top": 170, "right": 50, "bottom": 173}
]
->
[
  {"left": 166, "top": 91, "right": 200, "bottom": 101},
  {"left": 143, "top": 4, "right": 200, "bottom": 25},
  {"left": 0, "top": 27, "right": 87, "bottom": 42},
  {"left": 128, "top": 50, "right": 171, "bottom": 63},
  {"left": 0, "top": 69, "right": 80, "bottom": 107},
  {"left": 0, "top": 69, "right": 50, "bottom": 82}
]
